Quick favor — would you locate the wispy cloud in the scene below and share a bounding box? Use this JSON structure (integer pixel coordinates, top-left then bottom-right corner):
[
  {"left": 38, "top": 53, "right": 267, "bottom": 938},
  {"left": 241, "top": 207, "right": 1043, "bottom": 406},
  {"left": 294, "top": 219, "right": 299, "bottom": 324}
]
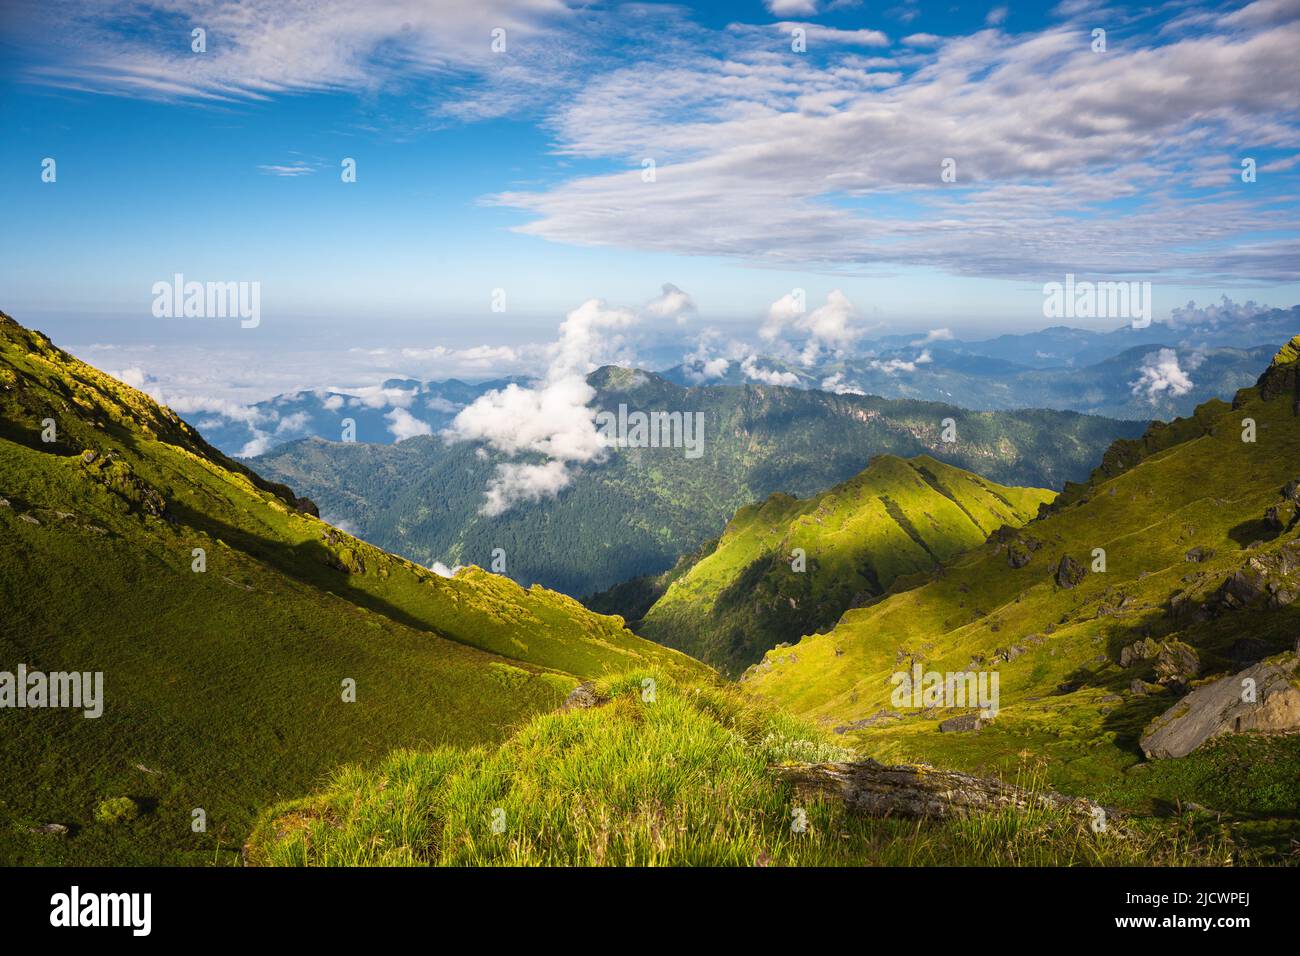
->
[
  {"left": 491, "top": 5, "right": 1300, "bottom": 283},
  {"left": 257, "top": 162, "right": 317, "bottom": 177}
]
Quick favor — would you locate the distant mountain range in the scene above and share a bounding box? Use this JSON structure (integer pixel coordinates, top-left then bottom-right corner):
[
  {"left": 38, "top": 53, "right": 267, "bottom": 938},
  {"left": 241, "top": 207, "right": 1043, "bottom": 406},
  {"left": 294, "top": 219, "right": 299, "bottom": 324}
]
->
[
  {"left": 187, "top": 308, "right": 1300, "bottom": 458},
  {"left": 251, "top": 366, "right": 1144, "bottom": 598},
  {"left": 195, "top": 376, "right": 523, "bottom": 455},
  {"left": 666, "top": 341, "right": 1281, "bottom": 421}
]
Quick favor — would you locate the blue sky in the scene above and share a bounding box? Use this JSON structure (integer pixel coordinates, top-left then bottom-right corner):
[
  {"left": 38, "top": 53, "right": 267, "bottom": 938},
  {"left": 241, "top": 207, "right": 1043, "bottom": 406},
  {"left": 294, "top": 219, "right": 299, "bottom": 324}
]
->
[{"left": 2, "top": 0, "right": 1299, "bottom": 408}]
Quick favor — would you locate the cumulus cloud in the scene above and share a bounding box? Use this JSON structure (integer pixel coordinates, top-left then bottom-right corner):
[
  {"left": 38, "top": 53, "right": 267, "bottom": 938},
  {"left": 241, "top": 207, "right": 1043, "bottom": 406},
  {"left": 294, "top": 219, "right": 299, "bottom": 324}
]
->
[
  {"left": 430, "top": 561, "right": 462, "bottom": 578},
  {"left": 761, "top": 289, "right": 869, "bottom": 365},
  {"left": 765, "top": 0, "right": 819, "bottom": 15},
  {"left": 680, "top": 332, "right": 744, "bottom": 383},
  {"left": 480, "top": 459, "right": 576, "bottom": 516},
  {"left": 1169, "top": 296, "right": 1273, "bottom": 328},
  {"left": 911, "top": 328, "right": 954, "bottom": 346},
  {"left": 821, "top": 372, "right": 866, "bottom": 395},
  {"left": 238, "top": 433, "right": 274, "bottom": 457},
  {"left": 1130, "top": 348, "right": 1196, "bottom": 402},
  {"left": 425, "top": 395, "right": 460, "bottom": 413},
  {"left": 350, "top": 385, "right": 419, "bottom": 410},
  {"left": 445, "top": 289, "right": 678, "bottom": 515},
  {"left": 641, "top": 283, "right": 696, "bottom": 324},
  {"left": 385, "top": 407, "right": 434, "bottom": 441},
  {"left": 869, "top": 350, "right": 932, "bottom": 374},
  {"left": 686, "top": 355, "right": 731, "bottom": 382},
  {"left": 741, "top": 355, "right": 801, "bottom": 386},
  {"left": 275, "top": 411, "right": 311, "bottom": 435}
]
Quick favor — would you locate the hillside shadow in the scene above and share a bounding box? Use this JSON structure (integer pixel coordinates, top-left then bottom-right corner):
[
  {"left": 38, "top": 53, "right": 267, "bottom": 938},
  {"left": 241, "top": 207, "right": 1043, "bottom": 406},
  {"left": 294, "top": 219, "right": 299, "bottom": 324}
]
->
[
  {"left": 163, "top": 500, "right": 455, "bottom": 644},
  {"left": 1228, "top": 517, "right": 1281, "bottom": 547},
  {"left": 1082, "top": 600, "right": 1300, "bottom": 757}
]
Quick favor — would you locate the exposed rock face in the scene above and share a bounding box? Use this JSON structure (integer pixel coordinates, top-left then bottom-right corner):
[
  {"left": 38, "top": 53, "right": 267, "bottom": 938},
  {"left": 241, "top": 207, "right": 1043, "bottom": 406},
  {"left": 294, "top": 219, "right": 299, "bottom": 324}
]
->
[
  {"left": 1256, "top": 334, "right": 1300, "bottom": 409},
  {"left": 1211, "top": 542, "right": 1300, "bottom": 611},
  {"left": 833, "top": 710, "right": 901, "bottom": 734},
  {"left": 561, "top": 681, "right": 606, "bottom": 711},
  {"left": 1185, "top": 546, "right": 1215, "bottom": 563},
  {"left": 938, "top": 713, "right": 984, "bottom": 733},
  {"left": 1140, "top": 652, "right": 1300, "bottom": 759},
  {"left": 774, "top": 758, "right": 1106, "bottom": 822},
  {"left": 1119, "top": 637, "right": 1159, "bottom": 668},
  {"left": 1153, "top": 640, "right": 1200, "bottom": 686},
  {"left": 990, "top": 526, "right": 1041, "bottom": 569},
  {"left": 1055, "top": 555, "right": 1086, "bottom": 589}
]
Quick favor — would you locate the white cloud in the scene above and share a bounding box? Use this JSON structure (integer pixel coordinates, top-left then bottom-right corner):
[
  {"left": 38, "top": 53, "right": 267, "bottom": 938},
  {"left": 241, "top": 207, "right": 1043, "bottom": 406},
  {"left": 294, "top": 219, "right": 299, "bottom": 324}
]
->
[
  {"left": 275, "top": 411, "right": 311, "bottom": 435},
  {"left": 761, "top": 289, "right": 869, "bottom": 364},
  {"left": 1130, "top": 348, "right": 1195, "bottom": 402},
  {"left": 258, "top": 163, "right": 316, "bottom": 177},
  {"left": 481, "top": 459, "right": 575, "bottom": 517},
  {"left": 1168, "top": 296, "right": 1272, "bottom": 328},
  {"left": 385, "top": 407, "right": 433, "bottom": 441},
  {"left": 741, "top": 355, "right": 801, "bottom": 386},
  {"left": 821, "top": 372, "right": 866, "bottom": 395},
  {"left": 641, "top": 283, "right": 696, "bottom": 324},
  {"left": 691, "top": 356, "right": 732, "bottom": 381},
  {"left": 445, "top": 289, "right": 677, "bottom": 514},
  {"left": 495, "top": 11, "right": 1300, "bottom": 283},
  {"left": 911, "top": 328, "right": 954, "bottom": 346},
  {"left": 109, "top": 366, "right": 148, "bottom": 390},
  {"left": 765, "top": 0, "right": 819, "bottom": 15},
  {"left": 350, "top": 385, "right": 418, "bottom": 409},
  {"left": 869, "top": 349, "right": 932, "bottom": 374},
  {"left": 238, "top": 432, "right": 274, "bottom": 457},
  {"left": 430, "top": 561, "right": 462, "bottom": 578},
  {"left": 772, "top": 23, "right": 890, "bottom": 47},
  {"left": 21, "top": 0, "right": 577, "bottom": 105},
  {"left": 425, "top": 395, "right": 460, "bottom": 413}
]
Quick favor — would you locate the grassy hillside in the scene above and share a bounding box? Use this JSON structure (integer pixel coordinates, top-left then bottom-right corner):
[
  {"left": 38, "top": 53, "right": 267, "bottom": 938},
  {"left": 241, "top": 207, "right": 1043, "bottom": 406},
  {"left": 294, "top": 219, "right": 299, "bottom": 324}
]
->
[
  {"left": 609, "top": 454, "right": 1053, "bottom": 675},
  {"left": 254, "top": 366, "right": 1143, "bottom": 598},
  {"left": 0, "top": 311, "right": 706, "bottom": 865},
  {"left": 247, "top": 669, "right": 1237, "bottom": 867},
  {"left": 742, "top": 336, "right": 1300, "bottom": 855}
]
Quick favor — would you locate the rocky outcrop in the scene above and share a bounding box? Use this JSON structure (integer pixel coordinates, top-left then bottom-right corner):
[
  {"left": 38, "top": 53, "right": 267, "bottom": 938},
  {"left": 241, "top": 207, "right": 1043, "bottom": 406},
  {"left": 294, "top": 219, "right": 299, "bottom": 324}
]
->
[
  {"left": 561, "top": 681, "right": 607, "bottom": 711},
  {"left": 1119, "top": 637, "right": 1159, "bottom": 668},
  {"left": 1055, "top": 554, "right": 1087, "bottom": 589},
  {"left": 938, "top": 714, "right": 984, "bottom": 733},
  {"left": 774, "top": 758, "right": 1106, "bottom": 821},
  {"left": 1209, "top": 540, "right": 1300, "bottom": 612},
  {"left": 1153, "top": 640, "right": 1200, "bottom": 686},
  {"left": 833, "top": 710, "right": 901, "bottom": 734},
  {"left": 990, "top": 526, "right": 1042, "bottom": 569},
  {"left": 1255, "top": 334, "right": 1300, "bottom": 411},
  {"left": 1140, "top": 652, "right": 1300, "bottom": 759}
]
